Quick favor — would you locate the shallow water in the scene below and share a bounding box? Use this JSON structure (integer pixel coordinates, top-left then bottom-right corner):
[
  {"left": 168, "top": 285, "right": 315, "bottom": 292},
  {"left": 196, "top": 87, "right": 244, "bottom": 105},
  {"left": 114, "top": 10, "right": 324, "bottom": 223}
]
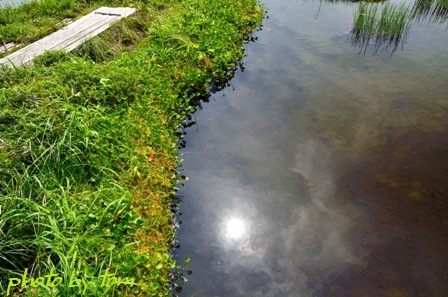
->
[
  {"left": 173, "top": 0, "right": 448, "bottom": 296},
  {"left": 0, "top": 0, "right": 30, "bottom": 8}
]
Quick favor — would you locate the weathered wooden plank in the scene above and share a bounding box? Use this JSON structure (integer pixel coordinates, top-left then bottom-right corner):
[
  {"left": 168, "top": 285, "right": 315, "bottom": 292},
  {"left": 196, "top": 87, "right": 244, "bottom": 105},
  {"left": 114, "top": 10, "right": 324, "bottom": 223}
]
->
[
  {"left": 56, "top": 8, "right": 136, "bottom": 52},
  {"left": 1, "top": 7, "right": 135, "bottom": 65},
  {"left": 0, "top": 42, "right": 17, "bottom": 54},
  {"left": 19, "top": 7, "right": 134, "bottom": 54},
  {"left": 0, "top": 6, "right": 136, "bottom": 68},
  {"left": 17, "top": 13, "right": 118, "bottom": 55},
  {"left": 56, "top": 18, "right": 73, "bottom": 28}
]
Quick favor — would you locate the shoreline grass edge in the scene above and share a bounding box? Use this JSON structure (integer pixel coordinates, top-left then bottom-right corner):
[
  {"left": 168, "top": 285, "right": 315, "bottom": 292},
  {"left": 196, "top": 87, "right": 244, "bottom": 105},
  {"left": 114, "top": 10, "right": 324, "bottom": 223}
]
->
[{"left": 0, "top": 0, "right": 265, "bottom": 296}]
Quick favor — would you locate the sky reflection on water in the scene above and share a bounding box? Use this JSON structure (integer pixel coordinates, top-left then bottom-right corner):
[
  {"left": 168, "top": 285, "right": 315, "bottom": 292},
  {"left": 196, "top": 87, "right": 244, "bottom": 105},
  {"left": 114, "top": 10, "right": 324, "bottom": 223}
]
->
[{"left": 174, "top": 0, "right": 448, "bottom": 296}]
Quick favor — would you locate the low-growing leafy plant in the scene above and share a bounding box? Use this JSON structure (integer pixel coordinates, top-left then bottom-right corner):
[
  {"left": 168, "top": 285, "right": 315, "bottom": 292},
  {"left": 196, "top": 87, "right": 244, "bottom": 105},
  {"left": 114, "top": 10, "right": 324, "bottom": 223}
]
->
[{"left": 0, "top": 0, "right": 264, "bottom": 296}]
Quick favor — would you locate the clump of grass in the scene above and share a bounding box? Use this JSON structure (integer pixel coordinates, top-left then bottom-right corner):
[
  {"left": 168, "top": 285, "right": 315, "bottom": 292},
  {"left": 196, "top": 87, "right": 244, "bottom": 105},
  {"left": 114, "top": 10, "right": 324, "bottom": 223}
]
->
[
  {"left": 322, "top": 0, "right": 385, "bottom": 3},
  {"left": 72, "top": 16, "right": 148, "bottom": 62},
  {"left": 351, "top": 2, "right": 414, "bottom": 54},
  {"left": 412, "top": 0, "right": 448, "bottom": 24}
]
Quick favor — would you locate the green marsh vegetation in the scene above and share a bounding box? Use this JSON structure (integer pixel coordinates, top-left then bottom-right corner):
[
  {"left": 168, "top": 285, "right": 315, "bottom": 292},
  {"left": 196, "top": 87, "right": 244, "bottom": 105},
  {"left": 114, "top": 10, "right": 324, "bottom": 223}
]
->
[
  {"left": 412, "top": 0, "right": 448, "bottom": 24},
  {"left": 321, "top": 0, "right": 385, "bottom": 4},
  {"left": 351, "top": 2, "right": 413, "bottom": 54},
  {"left": 0, "top": 0, "right": 263, "bottom": 296},
  {"left": 350, "top": 0, "right": 448, "bottom": 54}
]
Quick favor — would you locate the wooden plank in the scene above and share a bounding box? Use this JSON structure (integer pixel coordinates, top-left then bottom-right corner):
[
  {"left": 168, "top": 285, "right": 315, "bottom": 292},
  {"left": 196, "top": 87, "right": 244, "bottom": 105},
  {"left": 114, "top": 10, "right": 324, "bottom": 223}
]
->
[
  {"left": 1, "top": 7, "right": 135, "bottom": 66},
  {"left": 2, "top": 17, "right": 112, "bottom": 65},
  {"left": 56, "top": 8, "right": 136, "bottom": 52},
  {"left": 0, "top": 6, "right": 136, "bottom": 68},
  {"left": 56, "top": 18, "right": 73, "bottom": 28},
  {"left": 17, "top": 13, "right": 119, "bottom": 55},
  {"left": 0, "top": 42, "right": 17, "bottom": 54}
]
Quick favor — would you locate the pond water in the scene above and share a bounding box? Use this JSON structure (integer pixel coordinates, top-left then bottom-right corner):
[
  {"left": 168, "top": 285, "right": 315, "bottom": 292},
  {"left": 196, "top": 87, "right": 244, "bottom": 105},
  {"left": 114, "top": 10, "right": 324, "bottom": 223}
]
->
[
  {"left": 0, "top": 0, "right": 30, "bottom": 8},
  {"left": 173, "top": 0, "right": 448, "bottom": 296}
]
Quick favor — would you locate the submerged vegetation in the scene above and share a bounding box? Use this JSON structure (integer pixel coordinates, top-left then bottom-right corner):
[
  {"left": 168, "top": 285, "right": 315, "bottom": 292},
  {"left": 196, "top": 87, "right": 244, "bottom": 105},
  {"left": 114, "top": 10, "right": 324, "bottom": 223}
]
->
[{"left": 0, "top": 0, "right": 263, "bottom": 296}]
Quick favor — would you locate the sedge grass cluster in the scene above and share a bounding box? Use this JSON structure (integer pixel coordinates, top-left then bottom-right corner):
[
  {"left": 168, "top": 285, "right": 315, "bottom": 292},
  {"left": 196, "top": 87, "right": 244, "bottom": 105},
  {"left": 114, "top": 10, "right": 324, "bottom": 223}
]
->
[
  {"left": 412, "top": 0, "right": 448, "bottom": 24},
  {"left": 0, "top": 0, "right": 264, "bottom": 296},
  {"left": 351, "top": 2, "right": 413, "bottom": 53}
]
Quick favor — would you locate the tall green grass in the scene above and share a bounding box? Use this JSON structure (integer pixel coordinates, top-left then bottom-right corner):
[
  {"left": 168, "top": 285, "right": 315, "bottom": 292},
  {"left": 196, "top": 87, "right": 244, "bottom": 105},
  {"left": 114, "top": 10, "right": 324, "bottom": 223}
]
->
[
  {"left": 0, "top": 0, "right": 96, "bottom": 45},
  {"left": 0, "top": 0, "right": 264, "bottom": 295},
  {"left": 351, "top": 2, "right": 413, "bottom": 54},
  {"left": 412, "top": 0, "right": 448, "bottom": 24},
  {"left": 322, "top": 0, "right": 385, "bottom": 3},
  {"left": 0, "top": 80, "right": 144, "bottom": 295}
]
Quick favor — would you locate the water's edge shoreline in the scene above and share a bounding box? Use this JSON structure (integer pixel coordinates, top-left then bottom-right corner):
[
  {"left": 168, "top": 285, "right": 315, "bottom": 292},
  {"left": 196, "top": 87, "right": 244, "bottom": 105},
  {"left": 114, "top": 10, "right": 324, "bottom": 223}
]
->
[{"left": 0, "top": 0, "right": 264, "bottom": 295}]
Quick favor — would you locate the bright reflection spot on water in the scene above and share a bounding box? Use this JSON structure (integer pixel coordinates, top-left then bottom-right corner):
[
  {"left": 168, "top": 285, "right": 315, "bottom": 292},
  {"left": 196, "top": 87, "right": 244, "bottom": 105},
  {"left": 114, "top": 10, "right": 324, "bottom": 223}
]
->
[{"left": 224, "top": 217, "right": 246, "bottom": 240}]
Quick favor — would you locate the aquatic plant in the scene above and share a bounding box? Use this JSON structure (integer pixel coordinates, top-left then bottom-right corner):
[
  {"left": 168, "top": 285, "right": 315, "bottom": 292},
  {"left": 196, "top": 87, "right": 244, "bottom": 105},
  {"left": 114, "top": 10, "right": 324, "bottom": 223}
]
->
[
  {"left": 412, "top": 0, "right": 448, "bottom": 24},
  {"left": 322, "top": 0, "right": 385, "bottom": 3},
  {"left": 350, "top": 2, "right": 414, "bottom": 54}
]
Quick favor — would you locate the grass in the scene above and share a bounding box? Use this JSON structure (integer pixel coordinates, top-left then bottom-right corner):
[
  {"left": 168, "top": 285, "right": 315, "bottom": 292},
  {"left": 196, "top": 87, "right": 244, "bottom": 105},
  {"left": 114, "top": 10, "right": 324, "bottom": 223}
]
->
[
  {"left": 0, "top": 0, "right": 95, "bottom": 44},
  {"left": 72, "top": 16, "right": 150, "bottom": 63},
  {"left": 322, "top": 0, "right": 385, "bottom": 3},
  {"left": 351, "top": 2, "right": 413, "bottom": 54},
  {"left": 0, "top": 0, "right": 264, "bottom": 296},
  {"left": 412, "top": 0, "right": 448, "bottom": 24},
  {"left": 0, "top": 0, "right": 154, "bottom": 58}
]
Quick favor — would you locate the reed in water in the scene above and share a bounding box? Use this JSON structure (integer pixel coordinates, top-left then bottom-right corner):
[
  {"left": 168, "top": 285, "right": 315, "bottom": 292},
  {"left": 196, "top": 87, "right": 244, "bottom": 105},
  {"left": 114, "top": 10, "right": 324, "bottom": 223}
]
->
[{"left": 351, "top": 2, "right": 413, "bottom": 54}]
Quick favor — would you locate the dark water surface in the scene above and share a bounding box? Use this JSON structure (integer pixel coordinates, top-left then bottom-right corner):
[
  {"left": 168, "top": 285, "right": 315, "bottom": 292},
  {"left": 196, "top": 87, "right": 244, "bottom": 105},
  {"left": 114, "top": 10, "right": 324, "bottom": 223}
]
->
[{"left": 173, "top": 0, "right": 448, "bottom": 296}]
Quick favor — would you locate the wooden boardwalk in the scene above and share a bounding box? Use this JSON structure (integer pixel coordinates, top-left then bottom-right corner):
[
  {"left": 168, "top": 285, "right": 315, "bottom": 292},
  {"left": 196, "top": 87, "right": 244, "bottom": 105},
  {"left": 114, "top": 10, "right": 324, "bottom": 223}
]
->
[
  {"left": 0, "top": 42, "right": 17, "bottom": 55},
  {"left": 0, "top": 6, "right": 136, "bottom": 68}
]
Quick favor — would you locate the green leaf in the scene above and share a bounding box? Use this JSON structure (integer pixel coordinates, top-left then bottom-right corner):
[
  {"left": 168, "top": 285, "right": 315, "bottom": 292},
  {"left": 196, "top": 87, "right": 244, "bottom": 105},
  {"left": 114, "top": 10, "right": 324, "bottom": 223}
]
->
[{"left": 150, "top": 282, "right": 160, "bottom": 290}]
